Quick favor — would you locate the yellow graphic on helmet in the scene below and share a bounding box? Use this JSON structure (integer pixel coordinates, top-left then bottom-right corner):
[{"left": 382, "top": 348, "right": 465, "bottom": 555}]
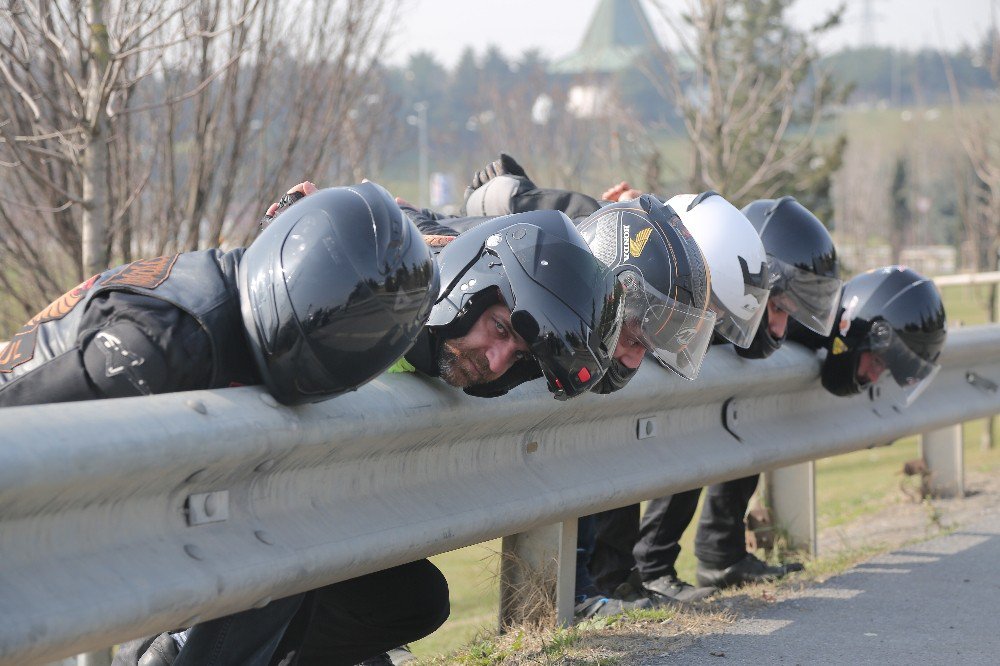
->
[
  {"left": 831, "top": 337, "right": 848, "bottom": 355},
  {"left": 629, "top": 227, "right": 653, "bottom": 258}
]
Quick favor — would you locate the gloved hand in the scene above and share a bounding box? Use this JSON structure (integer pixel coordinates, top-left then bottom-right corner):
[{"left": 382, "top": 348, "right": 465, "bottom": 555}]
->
[
  {"left": 258, "top": 191, "right": 304, "bottom": 231},
  {"left": 258, "top": 181, "right": 317, "bottom": 231},
  {"left": 469, "top": 152, "right": 529, "bottom": 191},
  {"left": 462, "top": 154, "right": 536, "bottom": 217}
]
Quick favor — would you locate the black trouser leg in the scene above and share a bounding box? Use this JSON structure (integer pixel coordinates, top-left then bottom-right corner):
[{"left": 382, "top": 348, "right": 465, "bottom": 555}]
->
[
  {"left": 113, "top": 596, "right": 306, "bottom": 666},
  {"left": 575, "top": 514, "right": 600, "bottom": 599},
  {"left": 291, "top": 559, "right": 450, "bottom": 665},
  {"left": 632, "top": 488, "right": 702, "bottom": 582},
  {"left": 112, "top": 594, "right": 308, "bottom": 666},
  {"left": 588, "top": 504, "right": 640, "bottom": 594},
  {"left": 693, "top": 474, "right": 760, "bottom": 569}
]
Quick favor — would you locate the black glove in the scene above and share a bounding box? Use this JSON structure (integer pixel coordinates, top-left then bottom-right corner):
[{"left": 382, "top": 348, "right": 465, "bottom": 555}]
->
[
  {"left": 469, "top": 152, "right": 529, "bottom": 191},
  {"left": 258, "top": 190, "right": 306, "bottom": 231},
  {"left": 462, "top": 153, "right": 537, "bottom": 217}
]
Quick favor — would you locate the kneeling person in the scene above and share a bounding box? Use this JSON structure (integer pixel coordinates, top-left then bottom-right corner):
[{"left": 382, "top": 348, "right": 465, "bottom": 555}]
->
[{"left": 0, "top": 183, "right": 449, "bottom": 666}]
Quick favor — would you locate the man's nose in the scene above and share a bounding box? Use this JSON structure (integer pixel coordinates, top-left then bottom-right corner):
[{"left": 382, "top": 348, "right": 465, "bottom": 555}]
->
[
  {"left": 769, "top": 307, "right": 789, "bottom": 338},
  {"left": 486, "top": 342, "right": 518, "bottom": 375},
  {"left": 618, "top": 345, "right": 644, "bottom": 369}
]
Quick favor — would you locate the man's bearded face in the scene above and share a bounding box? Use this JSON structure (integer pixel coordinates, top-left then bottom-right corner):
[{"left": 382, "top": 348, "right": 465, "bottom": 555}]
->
[
  {"left": 438, "top": 338, "right": 495, "bottom": 387},
  {"left": 437, "top": 302, "right": 531, "bottom": 388}
]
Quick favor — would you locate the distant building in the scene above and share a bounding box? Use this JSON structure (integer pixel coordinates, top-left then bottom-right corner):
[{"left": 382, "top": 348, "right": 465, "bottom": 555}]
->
[
  {"left": 548, "top": 0, "right": 665, "bottom": 118},
  {"left": 549, "top": 0, "right": 663, "bottom": 75}
]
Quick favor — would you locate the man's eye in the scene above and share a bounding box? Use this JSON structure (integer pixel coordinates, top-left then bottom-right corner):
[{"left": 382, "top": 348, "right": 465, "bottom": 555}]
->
[{"left": 495, "top": 319, "right": 508, "bottom": 336}]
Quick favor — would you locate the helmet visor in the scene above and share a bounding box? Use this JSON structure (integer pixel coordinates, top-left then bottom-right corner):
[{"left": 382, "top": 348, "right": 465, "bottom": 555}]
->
[
  {"left": 619, "top": 269, "right": 716, "bottom": 380},
  {"left": 768, "top": 257, "right": 843, "bottom": 336},
  {"left": 711, "top": 277, "right": 770, "bottom": 349},
  {"left": 867, "top": 321, "right": 941, "bottom": 405}
]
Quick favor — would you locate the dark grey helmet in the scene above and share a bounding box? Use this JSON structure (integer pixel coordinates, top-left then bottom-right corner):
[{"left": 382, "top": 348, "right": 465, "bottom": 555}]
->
[
  {"left": 742, "top": 196, "right": 841, "bottom": 336},
  {"left": 239, "top": 182, "right": 439, "bottom": 405},
  {"left": 821, "top": 266, "right": 946, "bottom": 402},
  {"left": 429, "top": 209, "right": 625, "bottom": 399}
]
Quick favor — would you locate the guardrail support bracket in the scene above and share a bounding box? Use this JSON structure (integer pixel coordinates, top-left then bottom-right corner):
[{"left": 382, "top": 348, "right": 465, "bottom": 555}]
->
[
  {"left": 765, "top": 461, "right": 816, "bottom": 555},
  {"left": 920, "top": 424, "right": 964, "bottom": 498},
  {"left": 498, "top": 519, "right": 577, "bottom": 629}
]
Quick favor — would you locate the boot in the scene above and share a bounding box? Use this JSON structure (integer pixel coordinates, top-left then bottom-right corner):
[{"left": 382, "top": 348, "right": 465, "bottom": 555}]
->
[{"left": 696, "top": 553, "right": 804, "bottom": 589}]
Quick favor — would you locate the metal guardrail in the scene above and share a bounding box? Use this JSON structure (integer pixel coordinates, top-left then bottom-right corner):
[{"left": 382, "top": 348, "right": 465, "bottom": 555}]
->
[{"left": 2, "top": 325, "right": 1000, "bottom": 664}]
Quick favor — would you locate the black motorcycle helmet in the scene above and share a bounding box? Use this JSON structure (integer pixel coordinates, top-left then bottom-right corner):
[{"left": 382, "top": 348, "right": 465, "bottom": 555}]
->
[
  {"left": 577, "top": 195, "right": 715, "bottom": 381},
  {"left": 738, "top": 196, "right": 842, "bottom": 359},
  {"left": 238, "top": 182, "right": 439, "bottom": 405},
  {"left": 821, "top": 265, "right": 947, "bottom": 402},
  {"left": 428, "top": 209, "right": 625, "bottom": 399}
]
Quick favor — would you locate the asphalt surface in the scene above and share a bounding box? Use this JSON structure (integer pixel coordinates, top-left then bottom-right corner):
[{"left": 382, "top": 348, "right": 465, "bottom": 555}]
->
[{"left": 647, "top": 513, "right": 1000, "bottom": 665}]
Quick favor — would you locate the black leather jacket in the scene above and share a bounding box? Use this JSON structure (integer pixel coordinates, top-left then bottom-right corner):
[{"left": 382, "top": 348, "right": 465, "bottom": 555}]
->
[{"left": 0, "top": 249, "right": 256, "bottom": 407}]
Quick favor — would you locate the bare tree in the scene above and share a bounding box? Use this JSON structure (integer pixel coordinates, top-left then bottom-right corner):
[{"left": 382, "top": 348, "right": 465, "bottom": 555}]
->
[
  {"left": 0, "top": 0, "right": 220, "bottom": 276},
  {"left": 0, "top": 0, "right": 401, "bottom": 335},
  {"left": 131, "top": 0, "right": 401, "bottom": 253},
  {"left": 944, "top": 21, "right": 1000, "bottom": 450},
  {"left": 945, "top": 23, "right": 1000, "bottom": 273},
  {"left": 646, "top": 0, "right": 849, "bottom": 207}
]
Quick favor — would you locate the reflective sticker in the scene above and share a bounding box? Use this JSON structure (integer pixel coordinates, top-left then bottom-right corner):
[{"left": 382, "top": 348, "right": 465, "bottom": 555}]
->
[
  {"left": 629, "top": 227, "right": 653, "bottom": 258},
  {"left": 0, "top": 274, "right": 100, "bottom": 373},
  {"left": 840, "top": 295, "right": 860, "bottom": 335},
  {"left": 831, "top": 337, "right": 848, "bottom": 355},
  {"left": 94, "top": 330, "right": 150, "bottom": 395}
]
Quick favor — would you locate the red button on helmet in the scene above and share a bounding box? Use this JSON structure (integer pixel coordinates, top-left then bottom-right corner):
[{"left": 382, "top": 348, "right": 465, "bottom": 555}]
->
[{"left": 577, "top": 367, "right": 591, "bottom": 383}]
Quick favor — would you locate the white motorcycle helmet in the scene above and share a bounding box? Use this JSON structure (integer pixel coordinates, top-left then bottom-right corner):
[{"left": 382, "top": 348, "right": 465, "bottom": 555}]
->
[{"left": 667, "top": 191, "right": 770, "bottom": 348}]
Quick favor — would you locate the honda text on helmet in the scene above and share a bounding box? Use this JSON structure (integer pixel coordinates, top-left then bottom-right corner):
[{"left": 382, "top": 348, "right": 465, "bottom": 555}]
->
[
  {"left": 429, "top": 209, "right": 625, "bottom": 399},
  {"left": 741, "top": 196, "right": 842, "bottom": 336},
  {"left": 823, "top": 265, "right": 946, "bottom": 405},
  {"left": 667, "top": 192, "right": 770, "bottom": 348},
  {"left": 578, "top": 194, "right": 716, "bottom": 380},
  {"left": 239, "top": 182, "right": 439, "bottom": 405}
]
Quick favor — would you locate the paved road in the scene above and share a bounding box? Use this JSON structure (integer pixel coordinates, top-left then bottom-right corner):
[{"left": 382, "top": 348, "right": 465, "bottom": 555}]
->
[{"left": 649, "top": 513, "right": 1000, "bottom": 665}]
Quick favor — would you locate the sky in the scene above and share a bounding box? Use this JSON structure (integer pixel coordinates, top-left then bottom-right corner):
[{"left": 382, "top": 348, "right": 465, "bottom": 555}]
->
[{"left": 388, "top": 0, "right": 996, "bottom": 69}]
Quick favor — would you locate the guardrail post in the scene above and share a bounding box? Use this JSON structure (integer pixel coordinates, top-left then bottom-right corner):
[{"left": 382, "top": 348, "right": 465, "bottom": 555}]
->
[
  {"left": 76, "top": 649, "right": 112, "bottom": 665},
  {"left": 764, "top": 461, "right": 817, "bottom": 555},
  {"left": 498, "top": 519, "right": 576, "bottom": 629},
  {"left": 920, "top": 424, "right": 964, "bottom": 498}
]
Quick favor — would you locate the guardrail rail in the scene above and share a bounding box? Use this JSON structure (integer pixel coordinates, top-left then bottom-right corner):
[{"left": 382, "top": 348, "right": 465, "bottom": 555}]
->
[{"left": 2, "top": 325, "right": 999, "bottom": 664}]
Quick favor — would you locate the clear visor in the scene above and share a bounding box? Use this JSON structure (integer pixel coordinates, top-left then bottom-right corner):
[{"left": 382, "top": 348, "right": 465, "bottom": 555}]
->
[
  {"left": 711, "top": 283, "right": 771, "bottom": 349},
  {"left": 619, "top": 270, "right": 716, "bottom": 380},
  {"left": 866, "top": 321, "right": 941, "bottom": 406},
  {"left": 768, "top": 257, "right": 843, "bottom": 336}
]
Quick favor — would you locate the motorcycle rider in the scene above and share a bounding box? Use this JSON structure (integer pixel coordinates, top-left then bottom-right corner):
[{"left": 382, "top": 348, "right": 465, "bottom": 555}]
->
[
  {"left": 1, "top": 183, "right": 455, "bottom": 666},
  {"left": 624, "top": 196, "right": 842, "bottom": 599}
]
